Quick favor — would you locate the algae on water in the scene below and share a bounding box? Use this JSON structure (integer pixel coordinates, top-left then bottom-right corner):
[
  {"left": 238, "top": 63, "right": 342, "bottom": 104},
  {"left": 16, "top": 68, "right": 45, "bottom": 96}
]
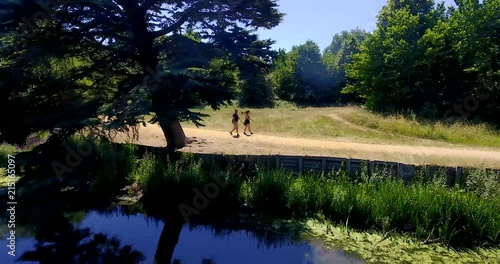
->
[{"left": 300, "top": 220, "right": 500, "bottom": 264}]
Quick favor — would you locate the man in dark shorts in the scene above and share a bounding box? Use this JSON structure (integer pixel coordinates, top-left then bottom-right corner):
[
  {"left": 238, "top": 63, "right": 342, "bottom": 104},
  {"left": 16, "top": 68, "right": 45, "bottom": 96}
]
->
[{"left": 230, "top": 109, "right": 242, "bottom": 136}]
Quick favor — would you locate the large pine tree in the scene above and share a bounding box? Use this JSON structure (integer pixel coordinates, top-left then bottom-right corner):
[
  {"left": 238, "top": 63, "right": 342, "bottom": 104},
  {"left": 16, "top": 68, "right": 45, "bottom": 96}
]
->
[{"left": 0, "top": 0, "right": 283, "bottom": 149}]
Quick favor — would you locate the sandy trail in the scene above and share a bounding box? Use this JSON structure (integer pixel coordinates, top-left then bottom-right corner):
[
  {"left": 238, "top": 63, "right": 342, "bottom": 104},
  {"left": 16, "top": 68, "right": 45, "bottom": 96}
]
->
[
  {"left": 113, "top": 124, "right": 500, "bottom": 169},
  {"left": 327, "top": 113, "right": 380, "bottom": 133}
]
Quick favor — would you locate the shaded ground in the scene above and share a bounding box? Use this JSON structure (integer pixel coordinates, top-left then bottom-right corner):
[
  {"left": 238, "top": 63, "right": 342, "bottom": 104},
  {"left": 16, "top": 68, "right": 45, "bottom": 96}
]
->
[{"left": 114, "top": 123, "right": 500, "bottom": 169}]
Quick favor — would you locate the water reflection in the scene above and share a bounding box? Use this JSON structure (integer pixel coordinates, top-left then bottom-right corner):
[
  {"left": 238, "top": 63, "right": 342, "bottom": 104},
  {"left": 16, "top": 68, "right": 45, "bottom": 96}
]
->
[{"left": 0, "top": 206, "right": 364, "bottom": 264}]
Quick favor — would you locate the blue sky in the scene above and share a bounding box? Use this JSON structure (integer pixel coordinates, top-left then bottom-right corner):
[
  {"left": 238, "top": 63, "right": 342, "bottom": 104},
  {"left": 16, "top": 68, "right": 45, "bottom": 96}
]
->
[{"left": 256, "top": 0, "right": 457, "bottom": 52}]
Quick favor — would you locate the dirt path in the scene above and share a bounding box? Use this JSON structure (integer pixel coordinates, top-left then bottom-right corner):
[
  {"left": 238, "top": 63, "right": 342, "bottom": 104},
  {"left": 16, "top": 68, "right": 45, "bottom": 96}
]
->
[
  {"left": 113, "top": 124, "right": 500, "bottom": 169},
  {"left": 327, "top": 113, "right": 381, "bottom": 134}
]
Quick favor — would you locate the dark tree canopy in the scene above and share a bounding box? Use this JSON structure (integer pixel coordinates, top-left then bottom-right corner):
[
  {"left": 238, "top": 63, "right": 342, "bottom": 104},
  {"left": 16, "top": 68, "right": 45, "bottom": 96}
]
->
[{"left": 0, "top": 0, "right": 283, "bottom": 147}]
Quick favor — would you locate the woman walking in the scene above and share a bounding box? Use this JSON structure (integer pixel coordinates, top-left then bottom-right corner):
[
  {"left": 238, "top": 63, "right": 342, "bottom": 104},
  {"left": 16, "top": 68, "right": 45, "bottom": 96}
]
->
[
  {"left": 243, "top": 110, "right": 253, "bottom": 135},
  {"left": 230, "top": 109, "right": 242, "bottom": 136}
]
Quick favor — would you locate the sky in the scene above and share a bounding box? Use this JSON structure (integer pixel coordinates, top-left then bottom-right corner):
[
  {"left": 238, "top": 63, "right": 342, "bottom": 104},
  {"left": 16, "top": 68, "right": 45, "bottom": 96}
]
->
[{"left": 256, "top": 0, "right": 457, "bottom": 52}]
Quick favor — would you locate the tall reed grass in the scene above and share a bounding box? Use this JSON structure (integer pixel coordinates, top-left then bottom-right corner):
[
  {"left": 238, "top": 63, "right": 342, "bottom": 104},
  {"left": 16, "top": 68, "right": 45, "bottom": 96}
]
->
[{"left": 240, "top": 167, "right": 500, "bottom": 247}]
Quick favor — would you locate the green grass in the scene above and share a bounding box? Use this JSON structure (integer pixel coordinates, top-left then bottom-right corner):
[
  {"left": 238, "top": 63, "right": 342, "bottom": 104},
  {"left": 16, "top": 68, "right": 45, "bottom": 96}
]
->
[
  {"left": 340, "top": 107, "right": 500, "bottom": 148},
  {"left": 0, "top": 143, "right": 20, "bottom": 188},
  {"left": 181, "top": 105, "right": 500, "bottom": 148},
  {"left": 183, "top": 105, "right": 394, "bottom": 142}
]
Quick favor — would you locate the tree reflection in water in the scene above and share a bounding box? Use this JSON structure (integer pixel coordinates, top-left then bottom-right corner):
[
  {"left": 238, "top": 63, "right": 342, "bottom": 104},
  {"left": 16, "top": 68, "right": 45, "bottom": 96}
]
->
[
  {"left": 16, "top": 207, "right": 145, "bottom": 264},
  {"left": 8, "top": 204, "right": 320, "bottom": 264},
  {"left": 150, "top": 209, "right": 306, "bottom": 264}
]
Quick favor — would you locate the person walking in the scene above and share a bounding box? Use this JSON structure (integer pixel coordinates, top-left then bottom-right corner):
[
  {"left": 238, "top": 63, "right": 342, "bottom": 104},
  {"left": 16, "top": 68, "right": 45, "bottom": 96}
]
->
[
  {"left": 243, "top": 110, "right": 253, "bottom": 135},
  {"left": 230, "top": 109, "right": 242, "bottom": 136}
]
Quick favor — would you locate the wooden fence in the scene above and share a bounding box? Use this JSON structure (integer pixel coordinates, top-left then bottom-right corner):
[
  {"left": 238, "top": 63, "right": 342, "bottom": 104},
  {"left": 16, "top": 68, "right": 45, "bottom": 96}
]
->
[{"left": 126, "top": 143, "right": 500, "bottom": 185}]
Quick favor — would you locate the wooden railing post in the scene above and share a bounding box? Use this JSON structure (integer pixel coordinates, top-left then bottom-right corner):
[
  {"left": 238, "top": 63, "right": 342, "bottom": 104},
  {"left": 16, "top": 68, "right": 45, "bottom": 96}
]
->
[
  {"left": 455, "top": 166, "right": 463, "bottom": 187},
  {"left": 346, "top": 159, "right": 352, "bottom": 175},
  {"left": 397, "top": 163, "right": 403, "bottom": 178}
]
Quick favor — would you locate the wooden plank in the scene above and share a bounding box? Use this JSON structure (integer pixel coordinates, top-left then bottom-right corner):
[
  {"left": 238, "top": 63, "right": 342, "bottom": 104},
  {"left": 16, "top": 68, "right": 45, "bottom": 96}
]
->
[
  {"left": 303, "top": 160, "right": 321, "bottom": 166},
  {"left": 303, "top": 161, "right": 321, "bottom": 167},
  {"left": 371, "top": 160, "right": 384, "bottom": 173},
  {"left": 281, "top": 163, "right": 299, "bottom": 168},
  {"left": 349, "top": 159, "right": 362, "bottom": 175},
  {"left": 280, "top": 161, "right": 297, "bottom": 167},
  {"left": 369, "top": 161, "right": 375, "bottom": 175},
  {"left": 303, "top": 158, "right": 322, "bottom": 163},
  {"left": 373, "top": 160, "right": 399, "bottom": 177},
  {"left": 325, "top": 158, "right": 347, "bottom": 172},
  {"left": 400, "top": 164, "right": 415, "bottom": 183},
  {"left": 455, "top": 166, "right": 463, "bottom": 187},
  {"left": 426, "top": 165, "right": 440, "bottom": 179},
  {"left": 345, "top": 159, "right": 352, "bottom": 174},
  {"left": 446, "top": 167, "right": 457, "bottom": 186},
  {"left": 280, "top": 157, "right": 298, "bottom": 163},
  {"left": 303, "top": 162, "right": 322, "bottom": 170},
  {"left": 397, "top": 163, "right": 403, "bottom": 178},
  {"left": 260, "top": 156, "right": 267, "bottom": 168}
]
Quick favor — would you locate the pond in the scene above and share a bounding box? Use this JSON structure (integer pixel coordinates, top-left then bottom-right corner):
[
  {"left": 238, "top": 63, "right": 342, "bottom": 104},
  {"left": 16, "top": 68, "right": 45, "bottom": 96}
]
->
[{"left": 0, "top": 206, "right": 365, "bottom": 264}]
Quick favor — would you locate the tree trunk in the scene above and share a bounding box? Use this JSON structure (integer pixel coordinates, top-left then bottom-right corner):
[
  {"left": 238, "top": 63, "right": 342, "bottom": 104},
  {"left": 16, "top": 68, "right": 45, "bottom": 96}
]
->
[
  {"left": 156, "top": 116, "right": 188, "bottom": 149},
  {"left": 154, "top": 216, "right": 184, "bottom": 264}
]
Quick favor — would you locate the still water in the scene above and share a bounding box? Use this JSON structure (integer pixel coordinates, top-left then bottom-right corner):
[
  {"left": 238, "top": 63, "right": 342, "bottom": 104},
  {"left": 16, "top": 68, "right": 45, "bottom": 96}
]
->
[{"left": 0, "top": 206, "right": 364, "bottom": 264}]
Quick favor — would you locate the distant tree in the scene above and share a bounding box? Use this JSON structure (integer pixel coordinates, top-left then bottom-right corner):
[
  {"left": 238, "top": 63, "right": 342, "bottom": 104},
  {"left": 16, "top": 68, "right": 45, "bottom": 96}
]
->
[
  {"left": 344, "top": 0, "right": 444, "bottom": 112},
  {"left": 270, "top": 40, "right": 331, "bottom": 105},
  {"left": 323, "top": 29, "right": 370, "bottom": 103},
  {"left": 238, "top": 73, "right": 275, "bottom": 108}
]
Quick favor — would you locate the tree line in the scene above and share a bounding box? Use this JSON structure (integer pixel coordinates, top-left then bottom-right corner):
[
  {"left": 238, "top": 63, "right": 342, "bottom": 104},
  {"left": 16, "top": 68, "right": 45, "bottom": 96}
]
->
[{"left": 252, "top": 0, "right": 499, "bottom": 127}]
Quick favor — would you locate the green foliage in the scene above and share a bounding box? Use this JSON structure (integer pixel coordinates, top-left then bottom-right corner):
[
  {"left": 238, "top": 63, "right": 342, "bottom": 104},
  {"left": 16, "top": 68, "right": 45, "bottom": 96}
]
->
[
  {"left": 0, "top": 143, "right": 17, "bottom": 168},
  {"left": 130, "top": 152, "right": 205, "bottom": 194},
  {"left": 271, "top": 40, "right": 333, "bottom": 105},
  {"left": 463, "top": 168, "right": 500, "bottom": 199},
  {"left": 268, "top": 30, "right": 369, "bottom": 106},
  {"left": 323, "top": 29, "right": 370, "bottom": 102},
  {"left": 238, "top": 74, "right": 275, "bottom": 108},
  {"left": 345, "top": 0, "right": 500, "bottom": 125},
  {"left": 61, "top": 139, "right": 139, "bottom": 195}
]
